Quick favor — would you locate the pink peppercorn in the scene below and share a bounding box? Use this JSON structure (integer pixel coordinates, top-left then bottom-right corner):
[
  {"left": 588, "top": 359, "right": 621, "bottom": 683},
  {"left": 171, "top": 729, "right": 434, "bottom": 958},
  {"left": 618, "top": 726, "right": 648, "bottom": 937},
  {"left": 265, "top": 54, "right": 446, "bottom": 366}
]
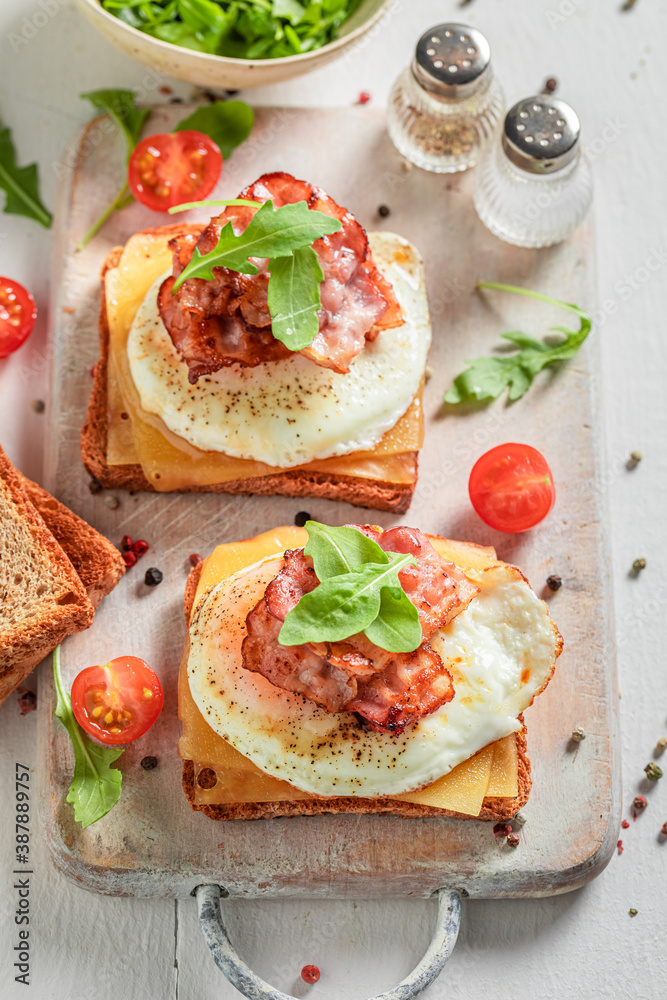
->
[
  {"left": 301, "top": 966, "right": 320, "bottom": 984},
  {"left": 493, "top": 822, "right": 512, "bottom": 837}
]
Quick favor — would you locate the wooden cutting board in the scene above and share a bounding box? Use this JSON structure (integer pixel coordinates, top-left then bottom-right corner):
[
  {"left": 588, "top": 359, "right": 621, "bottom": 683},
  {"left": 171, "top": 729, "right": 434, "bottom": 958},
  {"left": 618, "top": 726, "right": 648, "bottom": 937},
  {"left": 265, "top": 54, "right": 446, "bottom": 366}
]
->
[{"left": 36, "top": 105, "right": 620, "bottom": 899}]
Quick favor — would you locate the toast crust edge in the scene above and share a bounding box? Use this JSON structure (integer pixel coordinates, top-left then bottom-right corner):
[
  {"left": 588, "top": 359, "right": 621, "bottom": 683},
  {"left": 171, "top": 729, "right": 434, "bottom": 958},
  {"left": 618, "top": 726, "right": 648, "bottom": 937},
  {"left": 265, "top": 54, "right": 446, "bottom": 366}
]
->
[
  {"left": 80, "top": 228, "right": 417, "bottom": 514},
  {"left": 18, "top": 474, "right": 125, "bottom": 609},
  {"left": 0, "top": 448, "right": 94, "bottom": 704}
]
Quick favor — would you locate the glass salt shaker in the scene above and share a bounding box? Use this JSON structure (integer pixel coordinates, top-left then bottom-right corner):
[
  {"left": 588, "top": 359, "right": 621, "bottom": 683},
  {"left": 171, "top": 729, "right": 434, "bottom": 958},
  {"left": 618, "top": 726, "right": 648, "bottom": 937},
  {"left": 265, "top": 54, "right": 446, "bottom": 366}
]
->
[
  {"left": 387, "top": 23, "right": 505, "bottom": 173},
  {"left": 474, "top": 96, "right": 593, "bottom": 248}
]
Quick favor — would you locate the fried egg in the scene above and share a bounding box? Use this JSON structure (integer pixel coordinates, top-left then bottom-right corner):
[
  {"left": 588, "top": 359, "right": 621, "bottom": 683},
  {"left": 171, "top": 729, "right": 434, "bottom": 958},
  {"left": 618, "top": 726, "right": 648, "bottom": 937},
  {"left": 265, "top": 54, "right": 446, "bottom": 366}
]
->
[
  {"left": 126, "top": 233, "right": 430, "bottom": 468},
  {"left": 186, "top": 556, "right": 561, "bottom": 798}
]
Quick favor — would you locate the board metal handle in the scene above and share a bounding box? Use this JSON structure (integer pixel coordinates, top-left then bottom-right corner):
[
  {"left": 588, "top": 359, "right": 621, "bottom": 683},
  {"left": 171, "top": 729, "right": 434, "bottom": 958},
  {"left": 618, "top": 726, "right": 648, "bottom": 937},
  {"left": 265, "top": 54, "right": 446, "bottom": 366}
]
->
[{"left": 196, "top": 884, "right": 461, "bottom": 1000}]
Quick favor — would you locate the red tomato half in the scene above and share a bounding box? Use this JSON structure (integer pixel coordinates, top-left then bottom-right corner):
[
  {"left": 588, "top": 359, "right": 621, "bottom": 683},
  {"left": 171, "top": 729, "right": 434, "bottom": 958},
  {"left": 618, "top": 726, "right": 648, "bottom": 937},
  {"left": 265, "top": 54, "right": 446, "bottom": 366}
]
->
[
  {"left": 0, "top": 278, "right": 37, "bottom": 358},
  {"left": 127, "top": 130, "right": 223, "bottom": 212},
  {"left": 468, "top": 443, "right": 555, "bottom": 533},
  {"left": 71, "top": 656, "right": 164, "bottom": 745}
]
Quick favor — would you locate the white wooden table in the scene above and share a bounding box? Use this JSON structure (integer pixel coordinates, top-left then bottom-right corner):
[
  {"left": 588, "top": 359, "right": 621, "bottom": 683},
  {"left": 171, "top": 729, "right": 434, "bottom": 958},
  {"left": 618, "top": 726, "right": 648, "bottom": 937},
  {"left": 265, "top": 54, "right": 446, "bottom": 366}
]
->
[{"left": 0, "top": 1, "right": 665, "bottom": 997}]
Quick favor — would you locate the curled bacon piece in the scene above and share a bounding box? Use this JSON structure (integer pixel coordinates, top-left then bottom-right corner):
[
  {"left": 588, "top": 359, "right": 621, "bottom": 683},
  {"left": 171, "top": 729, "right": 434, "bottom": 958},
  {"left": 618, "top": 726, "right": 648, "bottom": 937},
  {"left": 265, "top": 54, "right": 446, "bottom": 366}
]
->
[
  {"left": 350, "top": 525, "right": 480, "bottom": 638},
  {"left": 158, "top": 172, "right": 403, "bottom": 383},
  {"left": 241, "top": 527, "right": 479, "bottom": 734}
]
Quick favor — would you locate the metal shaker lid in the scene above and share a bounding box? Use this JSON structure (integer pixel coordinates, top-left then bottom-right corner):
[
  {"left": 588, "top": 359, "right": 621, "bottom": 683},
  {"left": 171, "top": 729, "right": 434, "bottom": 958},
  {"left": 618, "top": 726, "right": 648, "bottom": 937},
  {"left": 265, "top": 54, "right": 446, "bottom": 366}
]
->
[
  {"left": 413, "top": 24, "right": 492, "bottom": 100},
  {"left": 503, "top": 96, "right": 581, "bottom": 173}
]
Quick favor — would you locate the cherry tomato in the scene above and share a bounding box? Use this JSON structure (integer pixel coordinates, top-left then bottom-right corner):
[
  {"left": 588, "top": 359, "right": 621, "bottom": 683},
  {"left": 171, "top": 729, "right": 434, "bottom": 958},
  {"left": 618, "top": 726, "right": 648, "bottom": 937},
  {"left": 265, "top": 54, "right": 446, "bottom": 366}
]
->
[
  {"left": 71, "top": 656, "right": 164, "bottom": 745},
  {"left": 468, "top": 443, "right": 555, "bottom": 533},
  {"left": 127, "top": 130, "right": 223, "bottom": 212},
  {"left": 0, "top": 278, "right": 37, "bottom": 358}
]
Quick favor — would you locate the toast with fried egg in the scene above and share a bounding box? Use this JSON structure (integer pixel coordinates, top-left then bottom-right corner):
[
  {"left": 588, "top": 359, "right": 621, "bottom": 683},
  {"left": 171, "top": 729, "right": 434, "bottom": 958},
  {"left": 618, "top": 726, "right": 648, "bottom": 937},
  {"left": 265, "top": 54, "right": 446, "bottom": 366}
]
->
[
  {"left": 82, "top": 174, "right": 431, "bottom": 512},
  {"left": 179, "top": 525, "right": 562, "bottom": 822}
]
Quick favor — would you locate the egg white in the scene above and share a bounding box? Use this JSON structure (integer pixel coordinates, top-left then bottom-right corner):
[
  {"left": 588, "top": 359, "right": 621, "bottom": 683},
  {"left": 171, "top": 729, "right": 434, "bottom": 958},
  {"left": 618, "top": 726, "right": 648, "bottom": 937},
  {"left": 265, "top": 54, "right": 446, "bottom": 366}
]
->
[
  {"left": 126, "top": 233, "right": 431, "bottom": 468},
  {"left": 186, "top": 557, "right": 560, "bottom": 798}
]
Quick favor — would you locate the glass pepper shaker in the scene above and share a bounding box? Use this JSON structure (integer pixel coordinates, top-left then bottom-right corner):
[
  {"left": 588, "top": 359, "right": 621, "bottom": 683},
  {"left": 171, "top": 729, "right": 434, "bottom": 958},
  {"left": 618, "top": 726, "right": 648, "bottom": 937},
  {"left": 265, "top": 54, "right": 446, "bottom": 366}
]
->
[
  {"left": 474, "top": 96, "right": 593, "bottom": 248},
  {"left": 387, "top": 23, "right": 505, "bottom": 173}
]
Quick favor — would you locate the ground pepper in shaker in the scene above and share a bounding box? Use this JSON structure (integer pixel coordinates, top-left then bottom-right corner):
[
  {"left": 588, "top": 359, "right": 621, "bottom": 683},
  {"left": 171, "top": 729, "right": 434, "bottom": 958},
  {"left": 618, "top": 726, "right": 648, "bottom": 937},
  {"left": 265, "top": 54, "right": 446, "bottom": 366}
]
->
[
  {"left": 474, "top": 96, "right": 593, "bottom": 247},
  {"left": 387, "top": 23, "right": 505, "bottom": 173}
]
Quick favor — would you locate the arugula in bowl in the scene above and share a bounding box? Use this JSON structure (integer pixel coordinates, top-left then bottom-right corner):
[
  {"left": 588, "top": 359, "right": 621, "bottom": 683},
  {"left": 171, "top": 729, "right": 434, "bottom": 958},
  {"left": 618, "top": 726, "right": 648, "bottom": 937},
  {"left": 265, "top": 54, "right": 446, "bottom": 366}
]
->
[{"left": 100, "top": 0, "right": 364, "bottom": 59}]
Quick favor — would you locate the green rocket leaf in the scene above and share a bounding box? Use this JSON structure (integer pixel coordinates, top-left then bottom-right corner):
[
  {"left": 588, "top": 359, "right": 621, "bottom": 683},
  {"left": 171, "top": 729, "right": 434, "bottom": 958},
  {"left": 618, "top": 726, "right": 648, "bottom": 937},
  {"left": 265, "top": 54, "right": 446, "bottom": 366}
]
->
[{"left": 53, "top": 646, "right": 124, "bottom": 829}]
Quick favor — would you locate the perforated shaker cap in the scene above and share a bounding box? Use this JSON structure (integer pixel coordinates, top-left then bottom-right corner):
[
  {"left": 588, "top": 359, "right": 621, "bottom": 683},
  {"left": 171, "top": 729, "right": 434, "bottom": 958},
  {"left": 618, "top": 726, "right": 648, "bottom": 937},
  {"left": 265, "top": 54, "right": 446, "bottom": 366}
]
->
[
  {"left": 412, "top": 24, "right": 492, "bottom": 100},
  {"left": 503, "top": 96, "right": 581, "bottom": 174}
]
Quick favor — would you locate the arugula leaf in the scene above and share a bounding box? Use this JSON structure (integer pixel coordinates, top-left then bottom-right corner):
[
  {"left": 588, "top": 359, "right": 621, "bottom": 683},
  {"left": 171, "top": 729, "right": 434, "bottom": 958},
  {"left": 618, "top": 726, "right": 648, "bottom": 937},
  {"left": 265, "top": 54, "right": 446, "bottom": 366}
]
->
[
  {"left": 279, "top": 552, "right": 416, "bottom": 648},
  {"left": 80, "top": 89, "right": 151, "bottom": 161},
  {"left": 0, "top": 124, "right": 52, "bottom": 228},
  {"left": 77, "top": 89, "right": 151, "bottom": 250},
  {"left": 173, "top": 199, "right": 342, "bottom": 288},
  {"left": 364, "top": 586, "right": 422, "bottom": 652},
  {"left": 267, "top": 246, "right": 324, "bottom": 351},
  {"left": 303, "top": 520, "right": 389, "bottom": 579},
  {"left": 444, "top": 282, "right": 592, "bottom": 405},
  {"left": 174, "top": 100, "right": 254, "bottom": 159},
  {"left": 53, "top": 646, "right": 124, "bottom": 829},
  {"left": 273, "top": 0, "right": 306, "bottom": 24},
  {"left": 168, "top": 197, "right": 260, "bottom": 214},
  {"left": 279, "top": 522, "right": 422, "bottom": 653},
  {"left": 175, "top": 0, "right": 237, "bottom": 52}
]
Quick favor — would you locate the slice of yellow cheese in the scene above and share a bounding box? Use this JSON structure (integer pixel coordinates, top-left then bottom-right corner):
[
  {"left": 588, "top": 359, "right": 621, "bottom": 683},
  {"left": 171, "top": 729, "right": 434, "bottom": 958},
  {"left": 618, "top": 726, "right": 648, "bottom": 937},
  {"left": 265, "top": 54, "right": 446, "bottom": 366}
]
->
[
  {"left": 105, "top": 231, "right": 423, "bottom": 491},
  {"left": 179, "top": 528, "right": 519, "bottom": 816}
]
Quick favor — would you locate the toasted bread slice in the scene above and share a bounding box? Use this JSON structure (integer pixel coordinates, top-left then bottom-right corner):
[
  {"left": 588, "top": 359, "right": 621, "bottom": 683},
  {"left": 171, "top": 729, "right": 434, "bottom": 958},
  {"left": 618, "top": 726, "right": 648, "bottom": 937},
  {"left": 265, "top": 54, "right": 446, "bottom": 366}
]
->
[
  {"left": 180, "top": 560, "right": 531, "bottom": 823},
  {"left": 0, "top": 448, "right": 94, "bottom": 704},
  {"left": 18, "top": 475, "right": 125, "bottom": 609},
  {"left": 81, "top": 237, "right": 417, "bottom": 514},
  {"left": 0, "top": 447, "right": 126, "bottom": 704}
]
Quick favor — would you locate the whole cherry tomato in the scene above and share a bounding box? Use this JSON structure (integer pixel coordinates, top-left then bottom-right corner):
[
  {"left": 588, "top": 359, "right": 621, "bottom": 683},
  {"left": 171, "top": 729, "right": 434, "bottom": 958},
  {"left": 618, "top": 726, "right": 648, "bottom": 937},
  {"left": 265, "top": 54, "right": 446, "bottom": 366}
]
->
[
  {"left": 468, "top": 443, "right": 555, "bottom": 533},
  {"left": 127, "top": 130, "right": 222, "bottom": 212},
  {"left": 70, "top": 656, "right": 163, "bottom": 745},
  {"left": 0, "top": 278, "right": 37, "bottom": 358}
]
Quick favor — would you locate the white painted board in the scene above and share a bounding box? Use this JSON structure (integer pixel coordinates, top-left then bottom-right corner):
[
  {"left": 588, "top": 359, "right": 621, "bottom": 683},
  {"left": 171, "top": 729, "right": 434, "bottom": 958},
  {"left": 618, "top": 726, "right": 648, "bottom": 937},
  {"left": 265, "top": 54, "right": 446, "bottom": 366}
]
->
[{"left": 36, "top": 105, "right": 619, "bottom": 901}]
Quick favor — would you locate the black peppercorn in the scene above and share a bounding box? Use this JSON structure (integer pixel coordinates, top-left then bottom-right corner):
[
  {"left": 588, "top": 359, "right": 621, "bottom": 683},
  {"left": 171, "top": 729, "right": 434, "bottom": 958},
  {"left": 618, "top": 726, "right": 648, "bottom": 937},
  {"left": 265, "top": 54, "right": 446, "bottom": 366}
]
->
[
  {"left": 378, "top": 204, "right": 391, "bottom": 218},
  {"left": 140, "top": 756, "right": 158, "bottom": 770},
  {"left": 144, "top": 567, "right": 163, "bottom": 587},
  {"left": 546, "top": 575, "right": 562, "bottom": 591},
  {"left": 294, "top": 511, "right": 312, "bottom": 527}
]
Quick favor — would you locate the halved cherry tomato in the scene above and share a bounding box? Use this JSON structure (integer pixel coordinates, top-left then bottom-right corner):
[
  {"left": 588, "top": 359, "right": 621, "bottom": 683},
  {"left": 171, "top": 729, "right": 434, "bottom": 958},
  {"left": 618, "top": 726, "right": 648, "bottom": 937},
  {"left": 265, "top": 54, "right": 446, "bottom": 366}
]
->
[
  {"left": 127, "top": 130, "right": 223, "bottom": 212},
  {"left": 468, "top": 443, "right": 555, "bottom": 533},
  {"left": 71, "top": 656, "right": 164, "bottom": 745},
  {"left": 0, "top": 278, "right": 37, "bottom": 358}
]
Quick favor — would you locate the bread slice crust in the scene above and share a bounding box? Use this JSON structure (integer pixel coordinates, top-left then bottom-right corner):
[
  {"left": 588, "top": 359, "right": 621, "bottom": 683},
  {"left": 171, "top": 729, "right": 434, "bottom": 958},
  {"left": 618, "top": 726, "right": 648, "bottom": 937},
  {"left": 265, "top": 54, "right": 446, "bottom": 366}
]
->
[
  {"left": 81, "top": 233, "right": 417, "bottom": 513},
  {"left": 0, "top": 448, "right": 94, "bottom": 704},
  {"left": 18, "top": 474, "right": 125, "bottom": 609},
  {"left": 180, "top": 560, "right": 531, "bottom": 823}
]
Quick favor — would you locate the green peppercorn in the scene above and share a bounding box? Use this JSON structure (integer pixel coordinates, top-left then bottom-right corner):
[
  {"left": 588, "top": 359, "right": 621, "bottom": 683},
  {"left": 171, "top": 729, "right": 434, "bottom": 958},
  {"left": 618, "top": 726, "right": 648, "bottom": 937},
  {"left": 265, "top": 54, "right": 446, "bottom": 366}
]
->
[{"left": 644, "top": 763, "right": 663, "bottom": 781}]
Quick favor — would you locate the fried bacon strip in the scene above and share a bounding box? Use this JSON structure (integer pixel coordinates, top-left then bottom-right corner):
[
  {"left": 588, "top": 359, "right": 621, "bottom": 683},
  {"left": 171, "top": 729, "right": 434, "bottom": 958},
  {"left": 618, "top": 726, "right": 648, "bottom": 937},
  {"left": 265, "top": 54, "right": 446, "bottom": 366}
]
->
[
  {"left": 241, "top": 527, "right": 479, "bottom": 734},
  {"left": 158, "top": 172, "right": 403, "bottom": 383}
]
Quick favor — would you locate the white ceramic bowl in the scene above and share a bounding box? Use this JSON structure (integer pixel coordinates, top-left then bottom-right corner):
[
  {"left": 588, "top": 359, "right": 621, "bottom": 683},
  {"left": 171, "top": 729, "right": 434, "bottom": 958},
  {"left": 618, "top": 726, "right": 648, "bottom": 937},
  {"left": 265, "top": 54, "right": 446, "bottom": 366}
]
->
[{"left": 75, "top": 0, "right": 394, "bottom": 90}]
